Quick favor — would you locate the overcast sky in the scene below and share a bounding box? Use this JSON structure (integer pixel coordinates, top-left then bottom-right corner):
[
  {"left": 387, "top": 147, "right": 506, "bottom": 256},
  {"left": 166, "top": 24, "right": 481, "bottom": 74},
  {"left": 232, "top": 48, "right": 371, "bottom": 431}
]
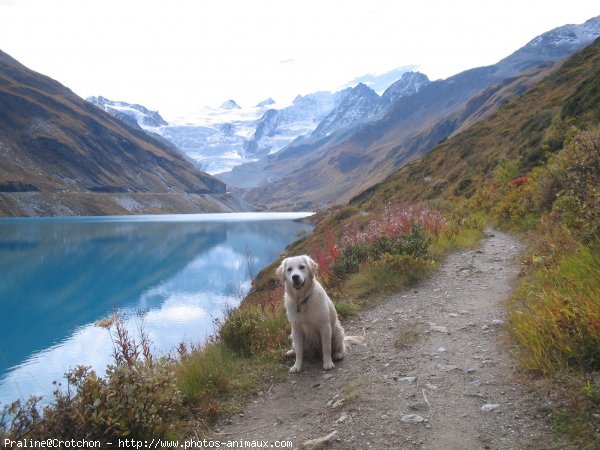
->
[{"left": 1, "top": 0, "right": 598, "bottom": 117}]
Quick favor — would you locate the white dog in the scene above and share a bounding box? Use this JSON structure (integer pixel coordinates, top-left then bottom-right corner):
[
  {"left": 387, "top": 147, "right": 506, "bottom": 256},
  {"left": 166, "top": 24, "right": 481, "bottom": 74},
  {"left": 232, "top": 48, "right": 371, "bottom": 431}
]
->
[{"left": 277, "top": 255, "right": 362, "bottom": 373}]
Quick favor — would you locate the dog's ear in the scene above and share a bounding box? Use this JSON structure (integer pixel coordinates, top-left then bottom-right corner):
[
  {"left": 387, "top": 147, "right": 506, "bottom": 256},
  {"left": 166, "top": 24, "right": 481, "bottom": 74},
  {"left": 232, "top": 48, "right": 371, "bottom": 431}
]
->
[
  {"left": 276, "top": 259, "right": 286, "bottom": 282},
  {"left": 305, "top": 255, "right": 318, "bottom": 279}
]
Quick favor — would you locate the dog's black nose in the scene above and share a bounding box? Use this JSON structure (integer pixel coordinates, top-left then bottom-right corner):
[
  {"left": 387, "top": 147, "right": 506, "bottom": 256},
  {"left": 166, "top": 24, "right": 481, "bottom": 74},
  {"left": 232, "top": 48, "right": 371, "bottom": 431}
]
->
[{"left": 292, "top": 274, "right": 300, "bottom": 282}]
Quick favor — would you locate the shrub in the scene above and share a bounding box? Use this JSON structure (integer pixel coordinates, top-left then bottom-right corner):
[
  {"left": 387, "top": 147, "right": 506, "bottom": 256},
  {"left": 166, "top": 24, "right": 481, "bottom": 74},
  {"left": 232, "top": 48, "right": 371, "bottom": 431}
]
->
[
  {"left": 0, "top": 397, "right": 42, "bottom": 440},
  {"left": 1, "top": 313, "right": 182, "bottom": 440},
  {"left": 342, "top": 205, "right": 447, "bottom": 245},
  {"left": 43, "top": 360, "right": 181, "bottom": 439},
  {"left": 333, "top": 242, "right": 370, "bottom": 278}
]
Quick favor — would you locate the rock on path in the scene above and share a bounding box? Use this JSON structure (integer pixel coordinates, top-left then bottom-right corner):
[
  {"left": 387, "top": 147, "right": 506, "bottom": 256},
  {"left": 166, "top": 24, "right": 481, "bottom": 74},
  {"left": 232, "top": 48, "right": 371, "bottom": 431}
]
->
[{"left": 214, "top": 230, "right": 553, "bottom": 449}]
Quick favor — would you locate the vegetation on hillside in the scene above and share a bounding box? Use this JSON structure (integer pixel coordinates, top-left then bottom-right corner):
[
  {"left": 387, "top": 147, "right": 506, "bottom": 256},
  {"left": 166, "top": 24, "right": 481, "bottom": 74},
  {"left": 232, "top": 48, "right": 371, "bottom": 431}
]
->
[{"left": 350, "top": 38, "right": 600, "bottom": 447}]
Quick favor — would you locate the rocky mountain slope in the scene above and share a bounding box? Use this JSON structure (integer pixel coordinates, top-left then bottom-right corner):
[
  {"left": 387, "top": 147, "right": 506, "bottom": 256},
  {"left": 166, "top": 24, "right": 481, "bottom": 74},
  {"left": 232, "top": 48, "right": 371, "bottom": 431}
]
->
[
  {"left": 0, "top": 49, "right": 248, "bottom": 217},
  {"left": 218, "top": 72, "right": 430, "bottom": 189},
  {"left": 239, "top": 16, "right": 600, "bottom": 210}
]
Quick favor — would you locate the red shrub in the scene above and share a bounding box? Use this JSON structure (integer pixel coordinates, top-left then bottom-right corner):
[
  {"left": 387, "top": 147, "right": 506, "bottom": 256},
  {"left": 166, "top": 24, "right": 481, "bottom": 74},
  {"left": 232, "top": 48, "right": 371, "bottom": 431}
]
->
[
  {"left": 311, "top": 225, "right": 339, "bottom": 280},
  {"left": 508, "top": 176, "right": 529, "bottom": 187},
  {"left": 342, "top": 205, "right": 447, "bottom": 246}
]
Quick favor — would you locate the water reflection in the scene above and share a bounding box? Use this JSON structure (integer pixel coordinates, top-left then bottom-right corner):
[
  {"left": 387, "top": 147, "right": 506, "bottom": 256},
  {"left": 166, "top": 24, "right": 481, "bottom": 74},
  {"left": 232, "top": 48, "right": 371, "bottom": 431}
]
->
[{"left": 0, "top": 214, "right": 311, "bottom": 404}]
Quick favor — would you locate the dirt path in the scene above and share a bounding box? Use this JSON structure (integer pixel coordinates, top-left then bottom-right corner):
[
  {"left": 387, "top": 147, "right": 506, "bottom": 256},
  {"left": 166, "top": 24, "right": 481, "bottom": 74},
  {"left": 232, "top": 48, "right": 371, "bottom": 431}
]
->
[{"left": 214, "top": 230, "right": 553, "bottom": 449}]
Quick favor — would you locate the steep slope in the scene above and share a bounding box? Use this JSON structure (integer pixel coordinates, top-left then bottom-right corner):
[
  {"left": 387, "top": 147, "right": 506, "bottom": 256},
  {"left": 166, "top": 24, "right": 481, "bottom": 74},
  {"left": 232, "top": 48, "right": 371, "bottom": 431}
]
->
[
  {"left": 0, "top": 49, "right": 246, "bottom": 217},
  {"left": 244, "top": 16, "right": 600, "bottom": 210},
  {"left": 311, "top": 83, "right": 380, "bottom": 138},
  {"left": 351, "top": 36, "right": 600, "bottom": 211},
  {"left": 379, "top": 71, "right": 430, "bottom": 107}
]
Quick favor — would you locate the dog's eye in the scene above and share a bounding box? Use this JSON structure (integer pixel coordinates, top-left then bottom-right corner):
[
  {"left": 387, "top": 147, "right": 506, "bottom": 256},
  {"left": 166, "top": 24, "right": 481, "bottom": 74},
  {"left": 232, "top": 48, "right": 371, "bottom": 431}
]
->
[
  {"left": 287, "top": 267, "right": 293, "bottom": 272},
  {"left": 299, "top": 265, "right": 305, "bottom": 270}
]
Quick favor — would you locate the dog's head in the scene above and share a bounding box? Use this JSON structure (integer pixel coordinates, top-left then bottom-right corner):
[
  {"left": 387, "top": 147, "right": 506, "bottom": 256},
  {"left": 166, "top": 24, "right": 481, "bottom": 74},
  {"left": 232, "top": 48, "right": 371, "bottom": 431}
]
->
[{"left": 277, "top": 255, "right": 318, "bottom": 291}]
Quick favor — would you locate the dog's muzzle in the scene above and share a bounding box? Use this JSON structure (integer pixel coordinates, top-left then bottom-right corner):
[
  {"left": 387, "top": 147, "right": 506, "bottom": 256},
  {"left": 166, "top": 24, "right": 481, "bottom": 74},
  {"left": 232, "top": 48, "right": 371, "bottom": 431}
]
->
[{"left": 292, "top": 275, "right": 304, "bottom": 290}]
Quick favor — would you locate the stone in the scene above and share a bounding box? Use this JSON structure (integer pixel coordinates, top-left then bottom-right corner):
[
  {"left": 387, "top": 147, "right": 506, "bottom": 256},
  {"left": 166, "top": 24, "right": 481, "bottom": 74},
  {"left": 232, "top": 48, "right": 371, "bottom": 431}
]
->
[
  {"left": 401, "top": 414, "right": 425, "bottom": 423},
  {"left": 331, "top": 399, "right": 345, "bottom": 409},
  {"left": 302, "top": 430, "right": 339, "bottom": 449},
  {"left": 437, "top": 364, "right": 459, "bottom": 372},
  {"left": 399, "top": 376, "right": 417, "bottom": 383},
  {"left": 481, "top": 403, "right": 500, "bottom": 412},
  {"left": 430, "top": 325, "right": 449, "bottom": 333},
  {"left": 336, "top": 413, "right": 349, "bottom": 424}
]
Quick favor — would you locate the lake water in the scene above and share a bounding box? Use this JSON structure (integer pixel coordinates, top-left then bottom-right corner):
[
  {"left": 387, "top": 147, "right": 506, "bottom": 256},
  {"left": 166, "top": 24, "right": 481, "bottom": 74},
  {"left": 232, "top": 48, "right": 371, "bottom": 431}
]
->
[{"left": 0, "top": 212, "right": 312, "bottom": 406}]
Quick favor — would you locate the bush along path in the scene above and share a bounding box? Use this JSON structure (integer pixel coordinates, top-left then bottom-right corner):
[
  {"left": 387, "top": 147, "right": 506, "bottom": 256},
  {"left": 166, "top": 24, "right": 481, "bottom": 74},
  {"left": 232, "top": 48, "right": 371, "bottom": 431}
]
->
[{"left": 213, "top": 229, "right": 555, "bottom": 449}]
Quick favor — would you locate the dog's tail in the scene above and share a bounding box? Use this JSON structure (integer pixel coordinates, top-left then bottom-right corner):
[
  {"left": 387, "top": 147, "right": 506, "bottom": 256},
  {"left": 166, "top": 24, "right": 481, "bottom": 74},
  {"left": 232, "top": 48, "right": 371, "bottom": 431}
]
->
[{"left": 344, "top": 335, "right": 366, "bottom": 345}]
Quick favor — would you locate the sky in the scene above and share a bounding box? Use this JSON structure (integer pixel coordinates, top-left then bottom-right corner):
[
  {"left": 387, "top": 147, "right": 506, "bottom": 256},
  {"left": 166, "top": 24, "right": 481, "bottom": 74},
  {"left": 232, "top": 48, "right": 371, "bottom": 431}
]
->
[{"left": 1, "top": 0, "right": 599, "bottom": 118}]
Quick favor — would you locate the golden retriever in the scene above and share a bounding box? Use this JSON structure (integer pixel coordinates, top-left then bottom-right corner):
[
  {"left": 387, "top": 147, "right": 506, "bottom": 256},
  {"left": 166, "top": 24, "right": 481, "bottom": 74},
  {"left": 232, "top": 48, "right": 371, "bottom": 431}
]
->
[{"left": 277, "top": 255, "right": 362, "bottom": 373}]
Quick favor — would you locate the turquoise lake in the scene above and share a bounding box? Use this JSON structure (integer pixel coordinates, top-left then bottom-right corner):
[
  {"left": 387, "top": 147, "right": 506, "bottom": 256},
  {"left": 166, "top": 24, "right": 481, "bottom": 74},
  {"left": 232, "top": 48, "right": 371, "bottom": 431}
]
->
[{"left": 0, "top": 212, "right": 312, "bottom": 406}]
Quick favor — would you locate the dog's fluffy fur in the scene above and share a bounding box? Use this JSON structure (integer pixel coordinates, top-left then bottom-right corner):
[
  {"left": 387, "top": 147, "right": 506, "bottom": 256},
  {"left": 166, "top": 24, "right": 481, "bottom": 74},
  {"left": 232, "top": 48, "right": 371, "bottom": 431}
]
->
[{"left": 277, "top": 255, "right": 350, "bottom": 373}]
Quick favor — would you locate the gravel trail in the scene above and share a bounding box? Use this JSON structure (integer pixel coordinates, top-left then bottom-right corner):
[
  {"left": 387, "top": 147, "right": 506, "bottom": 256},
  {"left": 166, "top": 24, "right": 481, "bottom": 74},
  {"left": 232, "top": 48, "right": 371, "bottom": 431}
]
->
[{"left": 214, "top": 230, "right": 553, "bottom": 449}]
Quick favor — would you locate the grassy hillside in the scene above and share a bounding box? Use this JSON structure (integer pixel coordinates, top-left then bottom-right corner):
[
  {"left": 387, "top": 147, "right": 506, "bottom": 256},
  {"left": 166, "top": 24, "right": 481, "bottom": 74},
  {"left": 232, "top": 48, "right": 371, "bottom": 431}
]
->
[
  {"left": 245, "top": 62, "right": 559, "bottom": 211},
  {"left": 346, "top": 37, "right": 600, "bottom": 446},
  {"left": 351, "top": 38, "right": 600, "bottom": 211}
]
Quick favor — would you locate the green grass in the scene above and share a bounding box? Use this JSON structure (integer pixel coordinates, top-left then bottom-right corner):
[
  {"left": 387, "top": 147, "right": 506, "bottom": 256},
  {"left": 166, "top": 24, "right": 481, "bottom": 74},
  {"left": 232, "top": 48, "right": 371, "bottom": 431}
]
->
[
  {"left": 342, "top": 254, "right": 435, "bottom": 301},
  {"left": 175, "top": 342, "right": 287, "bottom": 421},
  {"left": 510, "top": 241, "right": 600, "bottom": 374},
  {"left": 334, "top": 300, "right": 360, "bottom": 319}
]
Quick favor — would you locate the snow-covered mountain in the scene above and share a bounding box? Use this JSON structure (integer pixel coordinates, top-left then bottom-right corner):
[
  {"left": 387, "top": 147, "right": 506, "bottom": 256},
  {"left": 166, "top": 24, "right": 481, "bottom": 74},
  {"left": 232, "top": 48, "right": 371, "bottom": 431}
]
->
[
  {"left": 86, "top": 68, "right": 423, "bottom": 175},
  {"left": 311, "top": 73, "right": 430, "bottom": 139},
  {"left": 380, "top": 71, "right": 430, "bottom": 107},
  {"left": 245, "top": 90, "right": 347, "bottom": 157},
  {"left": 311, "top": 84, "right": 379, "bottom": 138},
  {"left": 496, "top": 15, "right": 600, "bottom": 76},
  {"left": 88, "top": 96, "right": 168, "bottom": 129},
  {"left": 87, "top": 93, "right": 347, "bottom": 174}
]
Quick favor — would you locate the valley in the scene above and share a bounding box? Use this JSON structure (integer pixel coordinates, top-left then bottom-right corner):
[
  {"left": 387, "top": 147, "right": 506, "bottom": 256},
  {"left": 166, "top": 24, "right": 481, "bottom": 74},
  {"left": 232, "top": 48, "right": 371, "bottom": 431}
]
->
[
  {"left": 1, "top": 11, "right": 599, "bottom": 448},
  {"left": 87, "top": 17, "right": 600, "bottom": 213}
]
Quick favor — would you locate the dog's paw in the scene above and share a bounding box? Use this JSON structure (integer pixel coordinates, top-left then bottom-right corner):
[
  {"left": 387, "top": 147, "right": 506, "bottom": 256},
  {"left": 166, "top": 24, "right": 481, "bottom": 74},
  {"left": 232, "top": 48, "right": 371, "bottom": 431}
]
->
[
  {"left": 289, "top": 364, "right": 302, "bottom": 373},
  {"left": 322, "top": 361, "right": 335, "bottom": 370},
  {"left": 333, "top": 352, "right": 344, "bottom": 361}
]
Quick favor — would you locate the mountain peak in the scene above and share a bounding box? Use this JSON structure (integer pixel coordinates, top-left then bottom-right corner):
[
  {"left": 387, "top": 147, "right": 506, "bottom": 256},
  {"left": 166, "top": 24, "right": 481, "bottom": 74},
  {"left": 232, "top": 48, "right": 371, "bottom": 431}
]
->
[
  {"left": 496, "top": 15, "right": 600, "bottom": 76},
  {"left": 86, "top": 96, "right": 168, "bottom": 128},
  {"left": 256, "top": 98, "right": 276, "bottom": 107},
  {"left": 220, "top": 99, "right": 241, "bottom": 110},
  {"left": 381, "top": 71, "right": 430, "bottom": 105}
]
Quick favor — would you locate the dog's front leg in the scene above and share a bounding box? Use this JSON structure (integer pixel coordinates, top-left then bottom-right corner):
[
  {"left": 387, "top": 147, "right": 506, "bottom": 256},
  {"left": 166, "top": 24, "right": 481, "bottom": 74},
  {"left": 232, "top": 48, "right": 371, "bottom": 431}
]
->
[
  {"left": 290, "top": 329, "right": 303, "bottom": 373},
  {"left": 320, "top": 325, "right": 335, "bottom": 370}
]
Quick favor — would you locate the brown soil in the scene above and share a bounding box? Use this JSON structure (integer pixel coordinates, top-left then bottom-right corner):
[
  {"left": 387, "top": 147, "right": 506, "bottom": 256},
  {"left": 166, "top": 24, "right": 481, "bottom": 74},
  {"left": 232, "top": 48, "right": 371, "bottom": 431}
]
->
[{"left": 213, "top": 230, "right": 555, "bottom": 449}]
